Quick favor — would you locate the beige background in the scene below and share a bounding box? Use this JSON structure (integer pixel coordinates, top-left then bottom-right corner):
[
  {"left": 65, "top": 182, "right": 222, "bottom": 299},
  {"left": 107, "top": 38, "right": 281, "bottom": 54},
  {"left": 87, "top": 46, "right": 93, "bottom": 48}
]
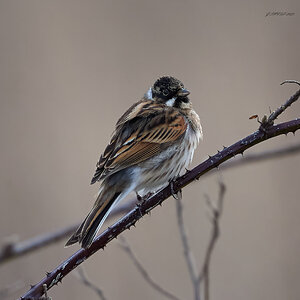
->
[{"left": 0, "top": 0, "right": 300, "bottom": 299}]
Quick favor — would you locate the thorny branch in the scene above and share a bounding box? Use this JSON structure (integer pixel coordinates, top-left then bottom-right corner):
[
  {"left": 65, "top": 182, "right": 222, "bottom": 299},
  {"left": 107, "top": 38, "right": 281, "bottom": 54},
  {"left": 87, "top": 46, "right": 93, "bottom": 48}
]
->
[
  {"left": 217, "top": 142, "right": 300, "bottom": 171},
  {"left": 259, "top": 80, "right": 300, "bottom": 131},
  {"left": 118, "top": 236, "right": 181, "bottom": 300},
  {"left": 264, "top": 80, "right": 300, "bottom": 127},
  {"left": 2, "top": 142, "right": 299, "bottom": 267},
  {"left": 19, "top": 83, "right": 300, "bottom": 299}
]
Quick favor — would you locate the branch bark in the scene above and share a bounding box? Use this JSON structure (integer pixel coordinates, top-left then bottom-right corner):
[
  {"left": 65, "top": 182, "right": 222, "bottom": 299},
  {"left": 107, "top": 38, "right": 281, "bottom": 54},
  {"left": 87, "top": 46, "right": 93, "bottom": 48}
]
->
[
  {"left": 19, "top": 86, "right": 300, "bottom": 299},
  {"left": 1, "top": 143, "right": 299, "bottom": 265},
  {"left": 0, "top": 142, "right": 297, "bottom": 269}
]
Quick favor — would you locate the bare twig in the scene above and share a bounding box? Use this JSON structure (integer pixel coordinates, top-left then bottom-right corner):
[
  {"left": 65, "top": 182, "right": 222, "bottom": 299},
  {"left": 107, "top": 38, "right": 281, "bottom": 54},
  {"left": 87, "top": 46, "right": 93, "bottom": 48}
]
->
[
  {"left": 19, "top": 86, "right": 300, "bottom": 299},
  {"left": 0, "top": 199, "right": 136, "bottom": 265},
  {"left": 175, "top": 194, "right": 200, "bottom": 300},
  {"left": 176, "top": 181, "right": 226, "bottom": 300},
  {"left": 199, "top": 182, "right": 226, "bottom": 300},
  {"left": 118, "top": 236, "right": 181, "bottom": 300},
  {"left": 260, "top": 80, "right": 300, "bottom": 130},
  {"left": 74, "top": 267, "right": 107, "bottom": 300}
]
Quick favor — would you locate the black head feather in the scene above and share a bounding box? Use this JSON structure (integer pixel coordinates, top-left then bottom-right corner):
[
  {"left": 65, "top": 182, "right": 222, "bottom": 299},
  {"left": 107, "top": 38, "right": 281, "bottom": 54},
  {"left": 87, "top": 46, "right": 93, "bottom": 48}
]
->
[{"left": 152, "top": 76, "right": 185, "bottom": 100}]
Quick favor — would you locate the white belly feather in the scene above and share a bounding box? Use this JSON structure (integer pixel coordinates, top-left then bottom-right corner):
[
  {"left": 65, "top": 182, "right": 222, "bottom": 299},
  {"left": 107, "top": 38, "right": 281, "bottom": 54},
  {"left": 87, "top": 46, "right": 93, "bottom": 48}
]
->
[{"left": 136, "top": 125, "right": 202, "bottom": 195}]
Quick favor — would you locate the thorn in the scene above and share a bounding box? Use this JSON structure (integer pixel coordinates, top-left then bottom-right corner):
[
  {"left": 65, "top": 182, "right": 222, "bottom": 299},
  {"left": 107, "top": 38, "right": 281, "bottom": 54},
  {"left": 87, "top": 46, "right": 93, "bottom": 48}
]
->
[
  {"left": 223, "top": 145, "right": 226, "bottom": 149},
  {"left": 241, "top": 151, "right": 244, "bottom": 156},
  {"left": 30, "top": 284, "right": 35, "bottom": 289},
  {"left": 46, "top": 272, "right": 51, "bottom": 277},
  {"left": 195, "top": 176, "right": 199, "bottom": 181},
  {"left": 208, "top": 155, "right": 212, "bottom": 159},
  {"left": 217, "top": 150, "right": 221, "bottom": 154}
]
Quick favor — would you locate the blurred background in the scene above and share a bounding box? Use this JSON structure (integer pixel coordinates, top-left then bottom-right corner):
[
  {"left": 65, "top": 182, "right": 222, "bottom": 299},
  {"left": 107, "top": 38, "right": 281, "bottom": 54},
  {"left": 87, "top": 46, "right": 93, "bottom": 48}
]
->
[{"left": 0, "top": 0, "right": 299, "bottom": 299}]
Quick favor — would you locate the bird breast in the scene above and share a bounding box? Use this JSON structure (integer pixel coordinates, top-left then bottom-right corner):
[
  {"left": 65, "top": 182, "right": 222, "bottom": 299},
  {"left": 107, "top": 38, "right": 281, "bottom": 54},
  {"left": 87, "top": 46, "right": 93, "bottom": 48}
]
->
[{"left": 136, "top": 124, "right": 201, "bottom": 195}]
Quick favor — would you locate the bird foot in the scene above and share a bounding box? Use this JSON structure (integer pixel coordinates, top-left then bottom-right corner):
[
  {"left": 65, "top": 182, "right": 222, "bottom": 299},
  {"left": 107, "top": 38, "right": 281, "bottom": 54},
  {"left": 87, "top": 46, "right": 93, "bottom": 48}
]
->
[
  {"left": 136, "top": 192, "right": 154, "bottom": 217},
  {"left": 169, "top": 180, "right": 182, "bottom": 200}
]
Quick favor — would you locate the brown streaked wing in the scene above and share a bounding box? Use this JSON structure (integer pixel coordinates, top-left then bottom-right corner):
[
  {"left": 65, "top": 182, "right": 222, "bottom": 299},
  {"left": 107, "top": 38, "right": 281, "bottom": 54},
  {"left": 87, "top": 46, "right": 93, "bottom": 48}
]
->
[
  {"left": 101, "top": 106, "right": 187, "bottom": 176},
  {"left": 116, "top": 99, "right": 153, "bottom": 127},
  {"left": 91, "top": 100, "right": 154, "bottom": 184}
]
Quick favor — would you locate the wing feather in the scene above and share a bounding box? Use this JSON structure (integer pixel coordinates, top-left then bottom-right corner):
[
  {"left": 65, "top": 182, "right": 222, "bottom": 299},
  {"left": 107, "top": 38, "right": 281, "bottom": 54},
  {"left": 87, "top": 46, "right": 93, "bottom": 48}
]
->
[{"left": 90, "top": 102, "right": 187, "bottom": 184}]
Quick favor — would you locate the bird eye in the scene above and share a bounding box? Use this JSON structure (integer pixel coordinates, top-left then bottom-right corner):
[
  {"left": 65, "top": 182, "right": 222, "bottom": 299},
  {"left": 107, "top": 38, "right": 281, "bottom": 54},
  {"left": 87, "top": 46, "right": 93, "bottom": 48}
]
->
[{"left": 163, "top": 89, "right": 169, "bottom": 96}]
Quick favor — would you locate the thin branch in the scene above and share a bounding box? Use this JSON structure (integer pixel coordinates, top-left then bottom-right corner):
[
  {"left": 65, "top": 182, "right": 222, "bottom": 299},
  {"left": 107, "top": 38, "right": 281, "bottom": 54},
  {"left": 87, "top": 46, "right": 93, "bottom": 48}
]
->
[
  {"left": 217, "top": 142, "right": 300, "bottom": 172},
  {"left": 118, "top": 236, "right": 181, "bottom": 300},
  {"left": 74, "top": 267, "right": 107, "bottom": 300},
  {"left": 259, "top": 80, "right": 300, "bottom": 130},
  {"left": 0, "top": 200, "right": 136, "bottom": 265},
  {"left": 19, "top": 86, "right": 300, "bottom": 299},
  {"left": 175, "top": 194, "right": 200, "bottom": 300},
  {"left": 198, "top": 182, "right": 226, "bottom": 300},
  {"left": 2, "top": 142, "right": 300, "bottom": 266}
]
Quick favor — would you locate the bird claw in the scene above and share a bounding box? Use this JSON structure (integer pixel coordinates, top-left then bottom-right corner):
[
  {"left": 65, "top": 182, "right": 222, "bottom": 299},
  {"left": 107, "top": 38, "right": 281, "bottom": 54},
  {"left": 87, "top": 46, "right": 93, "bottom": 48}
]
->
[
  {"left": 169, "top": 180, "right": 182, "bottom": 200},
  {"left": 136, "top": 192, "right": 153, "bottom": 217},
  {"left": 136, "top": 192, "right": 143, "bottom": 202}
]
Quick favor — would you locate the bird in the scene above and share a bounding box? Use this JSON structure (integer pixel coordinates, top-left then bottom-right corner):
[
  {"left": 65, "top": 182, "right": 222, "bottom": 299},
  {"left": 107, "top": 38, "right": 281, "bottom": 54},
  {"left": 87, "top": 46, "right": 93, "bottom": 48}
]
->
[{"left": 65, "top": 76, "right": 203, "bottom": 249}]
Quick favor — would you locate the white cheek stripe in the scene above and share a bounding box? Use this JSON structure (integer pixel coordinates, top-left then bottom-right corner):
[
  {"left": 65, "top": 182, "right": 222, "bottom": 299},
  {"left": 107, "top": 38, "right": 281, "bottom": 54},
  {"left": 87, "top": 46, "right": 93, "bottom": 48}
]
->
[
  {"left": 146, "top": 87, "right": 153, "bottom": 100},
  {"left": 165, "top": 97, "right": 176, "bottom": 107}
]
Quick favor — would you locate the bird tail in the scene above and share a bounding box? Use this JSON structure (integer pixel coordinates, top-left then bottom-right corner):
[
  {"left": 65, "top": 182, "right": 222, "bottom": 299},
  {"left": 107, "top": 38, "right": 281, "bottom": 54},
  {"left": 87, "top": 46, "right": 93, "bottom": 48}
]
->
[{"left": 65, "top": 184, "right": 124, "bottom": 249}]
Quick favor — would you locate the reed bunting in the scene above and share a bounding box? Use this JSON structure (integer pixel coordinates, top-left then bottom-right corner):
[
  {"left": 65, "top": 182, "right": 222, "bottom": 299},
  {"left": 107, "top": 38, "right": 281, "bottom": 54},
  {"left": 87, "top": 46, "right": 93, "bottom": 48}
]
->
[{"left": 66, "top": 76, "right": 203, "bottom": 248}]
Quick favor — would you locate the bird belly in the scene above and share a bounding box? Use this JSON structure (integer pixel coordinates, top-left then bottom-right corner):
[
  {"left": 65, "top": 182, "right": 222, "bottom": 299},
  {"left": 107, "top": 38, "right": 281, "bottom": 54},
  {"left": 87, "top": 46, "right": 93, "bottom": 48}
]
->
[{"left": 136, "top": 127, "right": 200, "bottom": 195}]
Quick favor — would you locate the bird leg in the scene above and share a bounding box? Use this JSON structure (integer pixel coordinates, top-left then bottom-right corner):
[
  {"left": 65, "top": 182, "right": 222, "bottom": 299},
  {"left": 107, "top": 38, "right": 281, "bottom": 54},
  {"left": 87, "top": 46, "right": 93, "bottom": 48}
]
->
[
  {"left": 169, "top": 179, "right": 182, "bottom": 200},
  {"left": 136, "top": 192, "right": 154, "bottom": 217}
]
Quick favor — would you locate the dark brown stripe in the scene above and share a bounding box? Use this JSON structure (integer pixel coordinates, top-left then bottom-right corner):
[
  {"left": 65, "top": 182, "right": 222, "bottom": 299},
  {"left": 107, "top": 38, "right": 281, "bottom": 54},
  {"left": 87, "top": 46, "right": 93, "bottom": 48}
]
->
[
  {"left": 152, "top": 127, "right": 165, "bottom": 140},
  {"left": 160, "top": 128, "right": 172, "bottom": 140}
]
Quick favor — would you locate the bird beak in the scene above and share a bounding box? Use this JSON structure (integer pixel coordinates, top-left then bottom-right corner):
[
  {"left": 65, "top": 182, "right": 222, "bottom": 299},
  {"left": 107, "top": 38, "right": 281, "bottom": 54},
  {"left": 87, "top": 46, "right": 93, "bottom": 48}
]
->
[{"left": 177, "top": 88, "right": 190, "bottom": 97}]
